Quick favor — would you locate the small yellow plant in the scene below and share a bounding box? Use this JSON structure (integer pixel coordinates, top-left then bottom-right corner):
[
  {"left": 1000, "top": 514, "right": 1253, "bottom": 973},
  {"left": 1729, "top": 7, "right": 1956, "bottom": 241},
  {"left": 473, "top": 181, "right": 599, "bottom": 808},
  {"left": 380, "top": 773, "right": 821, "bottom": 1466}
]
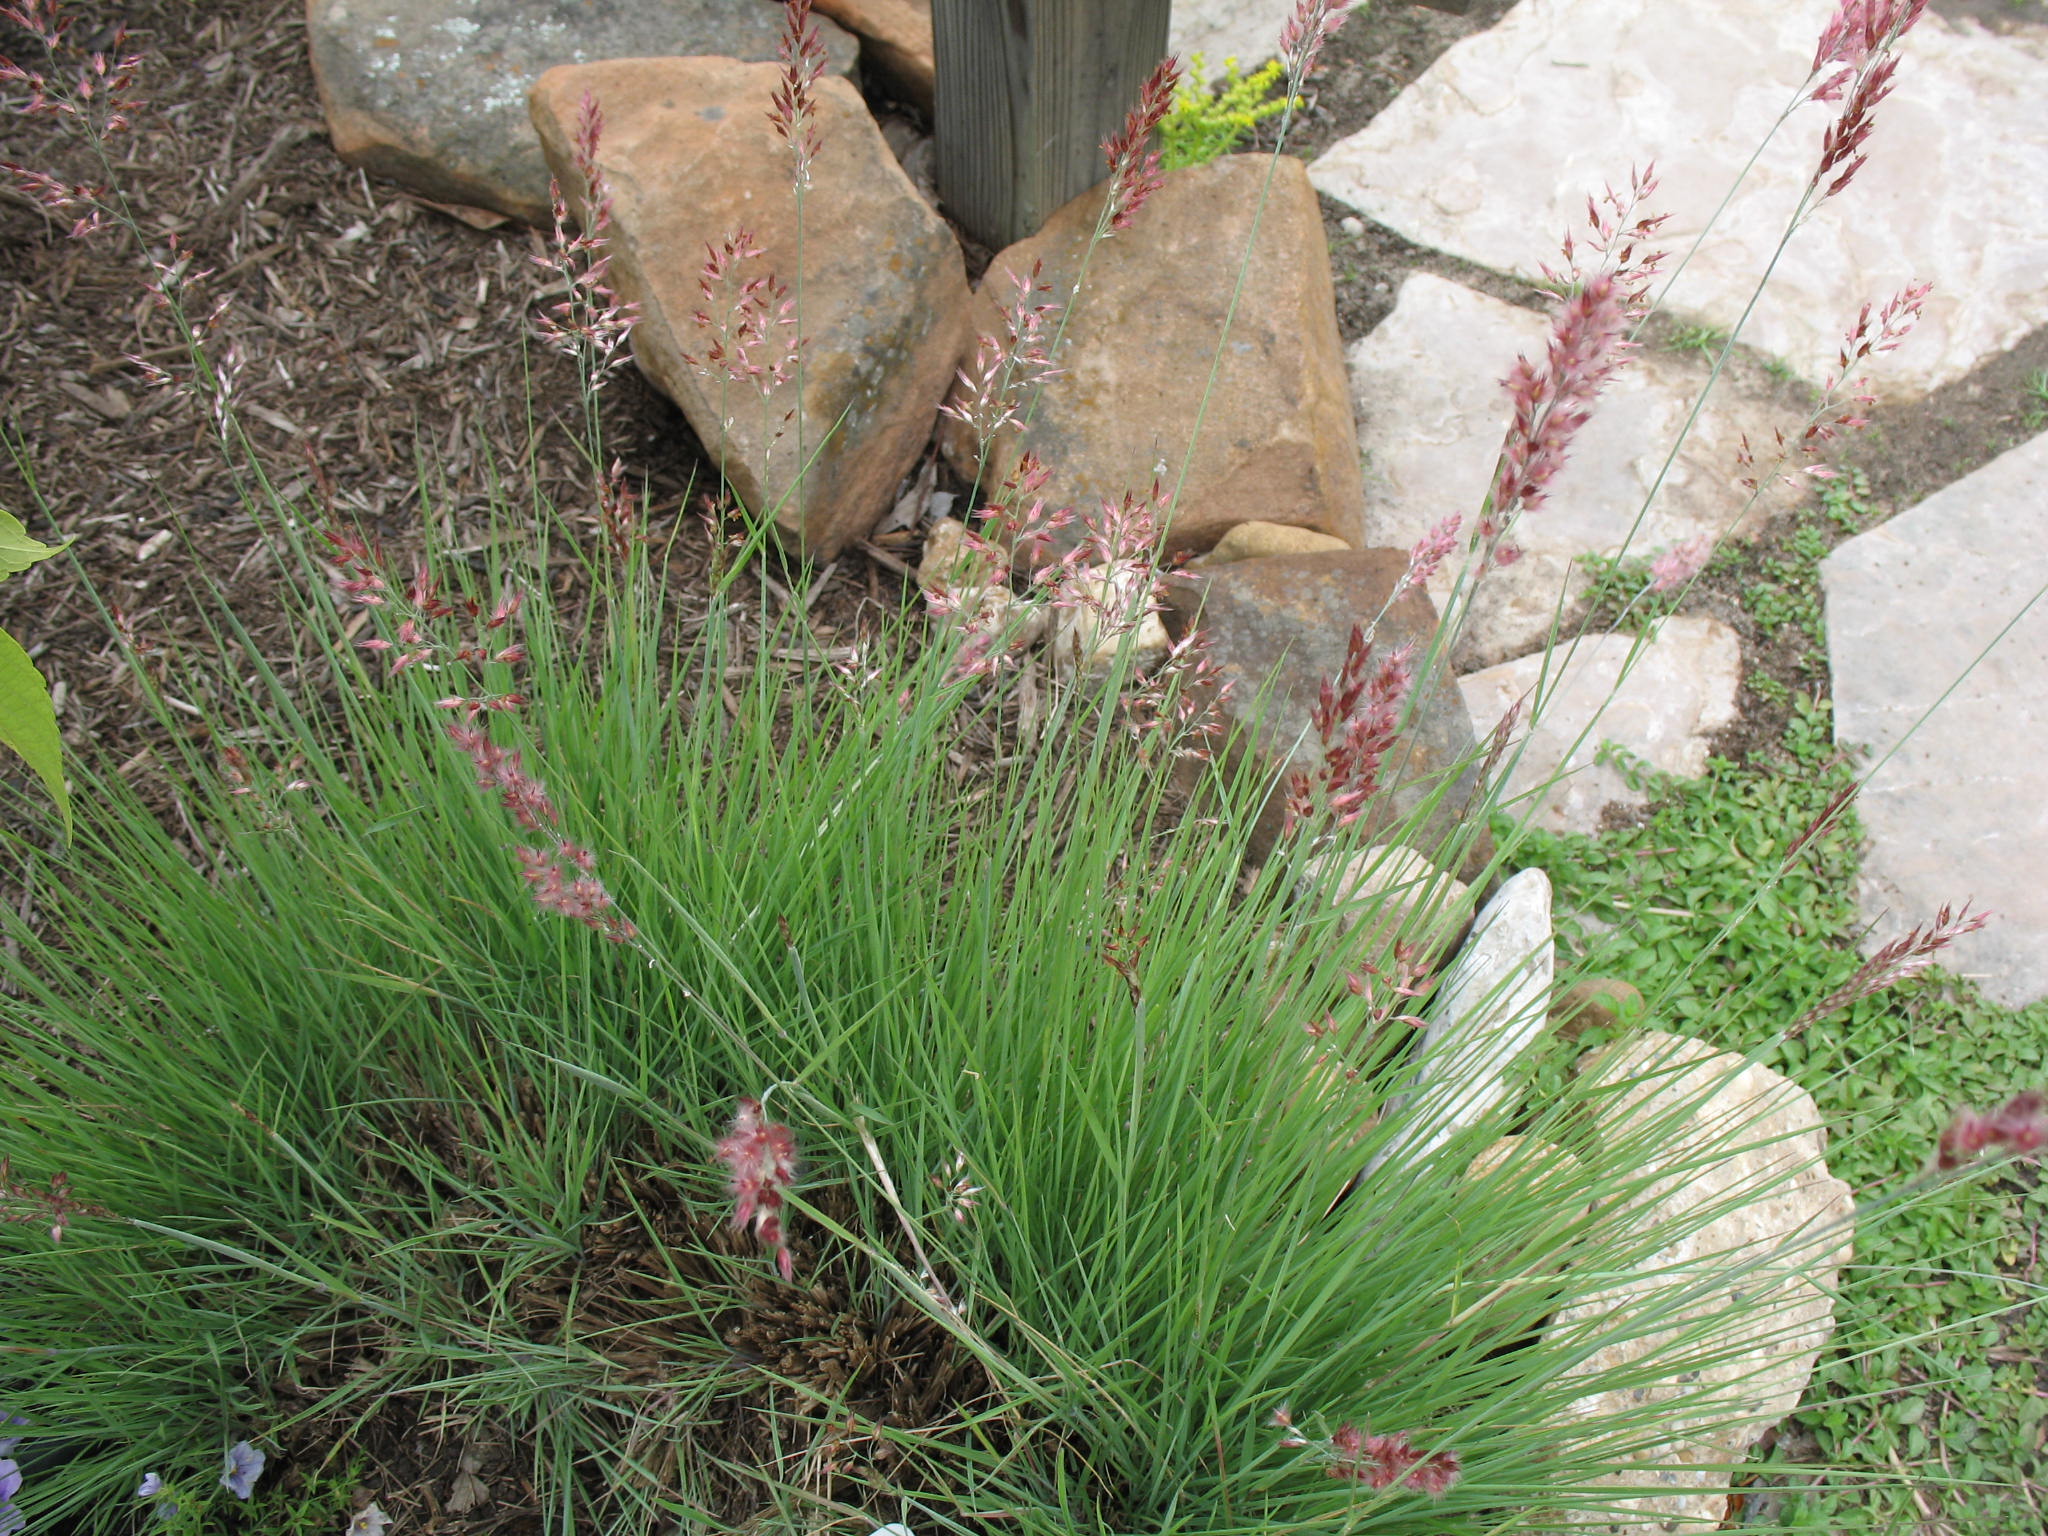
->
[{"left": 1158, "top": 54, "right": 1297, "bottom": 170}]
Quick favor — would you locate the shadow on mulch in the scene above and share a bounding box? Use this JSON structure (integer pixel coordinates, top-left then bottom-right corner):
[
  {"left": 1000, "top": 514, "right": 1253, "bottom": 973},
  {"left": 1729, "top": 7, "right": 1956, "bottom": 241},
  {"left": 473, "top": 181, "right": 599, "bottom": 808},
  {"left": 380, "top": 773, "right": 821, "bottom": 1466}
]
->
[{"left": 249, "top": 1090, "right": 1006, "bottom": 1532}]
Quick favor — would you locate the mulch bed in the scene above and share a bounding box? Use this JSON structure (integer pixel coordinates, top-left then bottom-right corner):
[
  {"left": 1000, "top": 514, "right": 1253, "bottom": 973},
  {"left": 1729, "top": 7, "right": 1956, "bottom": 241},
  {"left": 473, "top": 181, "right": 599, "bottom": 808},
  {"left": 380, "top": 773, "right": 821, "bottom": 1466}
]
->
[{"left": 0, "top": 0, "right": 903, "bottom": 808}]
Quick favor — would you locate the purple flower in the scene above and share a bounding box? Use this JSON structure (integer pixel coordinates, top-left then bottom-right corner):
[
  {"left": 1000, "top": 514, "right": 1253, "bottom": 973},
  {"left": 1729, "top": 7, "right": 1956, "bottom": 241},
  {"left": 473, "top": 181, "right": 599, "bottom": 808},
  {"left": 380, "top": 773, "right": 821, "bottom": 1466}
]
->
[
  {"left": 0, "top": 1458, "right": 23, "bottom": 1536},
  {"left": 220, "top": 1440, "right": 265, "bottom": 1500},
  {"left": 136, "top": 1472, "right": 178, "bottom": 1522}
]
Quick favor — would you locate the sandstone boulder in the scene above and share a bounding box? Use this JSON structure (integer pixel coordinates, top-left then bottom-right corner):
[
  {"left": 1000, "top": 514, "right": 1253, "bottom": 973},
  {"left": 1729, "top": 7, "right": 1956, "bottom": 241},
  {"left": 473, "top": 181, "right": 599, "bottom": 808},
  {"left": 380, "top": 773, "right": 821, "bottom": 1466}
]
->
[
  {"left": 1200, "top": 520, "right": 1352, "bottom": 566},
  {"left": 306, "top": 0, "right": 856, "bottom": 226},
  {"left": 1163, "top": 550, "right": 1483, "bottom": 862},
  {"left": 531, "top": 58, "right": 971, "bottom": 560},
  {"left": 941, "top": 155, "right": 1367, "bottom": 560},
  {"left": 815, "top": 0, "right": 934, "bottom": 114}
]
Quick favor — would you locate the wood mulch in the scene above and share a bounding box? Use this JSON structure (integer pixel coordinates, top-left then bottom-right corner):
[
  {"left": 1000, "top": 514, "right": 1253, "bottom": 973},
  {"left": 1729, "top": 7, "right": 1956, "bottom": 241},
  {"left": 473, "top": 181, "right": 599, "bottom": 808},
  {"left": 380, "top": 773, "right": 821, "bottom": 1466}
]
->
[{"left": 0, "top": 0, "right": 928, "bottom": 818}]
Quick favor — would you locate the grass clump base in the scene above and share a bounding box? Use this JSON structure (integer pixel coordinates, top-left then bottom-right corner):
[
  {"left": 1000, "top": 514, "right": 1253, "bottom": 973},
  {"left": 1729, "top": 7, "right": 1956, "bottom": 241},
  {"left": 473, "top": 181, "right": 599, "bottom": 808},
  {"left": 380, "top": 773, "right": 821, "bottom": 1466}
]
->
[{"left": 0, "top": 471, "right": 1933, "bottom": 1534}]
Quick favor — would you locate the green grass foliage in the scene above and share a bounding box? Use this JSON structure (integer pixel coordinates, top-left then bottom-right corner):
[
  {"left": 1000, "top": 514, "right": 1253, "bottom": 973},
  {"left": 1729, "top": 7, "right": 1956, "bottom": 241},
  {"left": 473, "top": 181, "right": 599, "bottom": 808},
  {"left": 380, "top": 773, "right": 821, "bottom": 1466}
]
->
[{"left": 0, "top": 454, "right": 1966, "bottom": 1534}]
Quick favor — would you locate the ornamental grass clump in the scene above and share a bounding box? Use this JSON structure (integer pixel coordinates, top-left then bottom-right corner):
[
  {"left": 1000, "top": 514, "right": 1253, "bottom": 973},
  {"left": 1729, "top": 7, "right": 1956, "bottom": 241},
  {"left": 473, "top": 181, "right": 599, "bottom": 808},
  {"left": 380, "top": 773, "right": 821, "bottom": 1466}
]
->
[{"left": 0, "top": 0, "right": 2040, "bottom": 1532}]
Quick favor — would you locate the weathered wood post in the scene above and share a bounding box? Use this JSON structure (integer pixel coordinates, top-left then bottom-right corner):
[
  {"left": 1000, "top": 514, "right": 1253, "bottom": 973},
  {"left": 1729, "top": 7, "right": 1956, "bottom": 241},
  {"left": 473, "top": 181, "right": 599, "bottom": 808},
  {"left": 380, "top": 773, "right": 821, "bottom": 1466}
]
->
[{"left": 931, "top": 0, "right": 1173, "bottom": 252}]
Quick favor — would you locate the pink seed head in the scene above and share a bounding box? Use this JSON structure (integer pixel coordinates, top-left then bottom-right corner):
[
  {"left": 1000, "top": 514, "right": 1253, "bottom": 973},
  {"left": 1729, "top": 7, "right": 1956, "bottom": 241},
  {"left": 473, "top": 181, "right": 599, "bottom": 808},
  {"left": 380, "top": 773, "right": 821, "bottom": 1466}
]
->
[
  {"left": 713, "top": 1097, "right": 800, "bottom": 1278},
  {"left": 1648, "top": 535, "right": 1711, "bottom": 593},
  {"left": 1937, "top": 1090, "right": 2047, "bottom": 1173},
  {"left": 769, "top": 0, "right": 828, "bottom": 190},
  {"left": 1100, "top": 56, "right": 1184, "bottom": 234},
  {"left": 1279, "top": 0, "right": 1353, "bottom": 85}
]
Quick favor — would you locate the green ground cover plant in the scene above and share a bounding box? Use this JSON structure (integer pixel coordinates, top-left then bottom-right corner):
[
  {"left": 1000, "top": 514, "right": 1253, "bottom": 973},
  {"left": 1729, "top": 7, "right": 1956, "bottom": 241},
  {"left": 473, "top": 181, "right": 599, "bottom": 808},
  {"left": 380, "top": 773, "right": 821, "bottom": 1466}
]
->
[
  {"left": 1663, "top": 323, "right": 1730, "bottom": 357},
  {"left": 2020, "top": 366, "right": 2048, "bottom": 434},
  {"left": 1158, "top": 55, "right": 1294, "bottom": 170},
  {"left": 1515, "top": 698, "right": 2048, "bottom": 1532},
  {"left": 3, "top": 1, "right": 2042, "bottom": 1533}
]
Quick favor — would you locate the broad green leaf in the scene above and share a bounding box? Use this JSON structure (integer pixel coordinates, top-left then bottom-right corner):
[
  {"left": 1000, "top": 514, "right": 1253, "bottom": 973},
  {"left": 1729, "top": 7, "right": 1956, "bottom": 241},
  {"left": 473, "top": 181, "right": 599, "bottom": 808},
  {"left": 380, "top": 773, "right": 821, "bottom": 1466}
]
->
[
  {"left": 0, "top": 504, "right": 65, "bottom": 577},
  {"left": 0, "top": 622, "right": 70, "bottom": 831}
]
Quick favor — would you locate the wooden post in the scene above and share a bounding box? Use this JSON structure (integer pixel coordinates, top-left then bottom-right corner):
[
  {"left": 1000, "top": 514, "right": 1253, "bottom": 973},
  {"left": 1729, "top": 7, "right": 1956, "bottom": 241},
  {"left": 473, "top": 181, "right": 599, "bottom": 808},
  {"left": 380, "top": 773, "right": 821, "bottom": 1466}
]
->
[{"left": 931, "top": 0, "right": 1172, "bottom": 252}]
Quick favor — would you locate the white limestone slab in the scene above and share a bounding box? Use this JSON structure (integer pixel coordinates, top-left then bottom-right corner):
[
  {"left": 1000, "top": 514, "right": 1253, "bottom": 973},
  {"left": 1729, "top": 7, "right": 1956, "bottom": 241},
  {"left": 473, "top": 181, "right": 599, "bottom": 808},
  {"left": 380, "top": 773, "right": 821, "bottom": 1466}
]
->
[
  {"left": 1821, "top": 430, "right": 2048, "bottom": 1008},
  {"left": 1553, "top": 1031, "right": 1852, "bottom": 1531},
  {"left": 1461, "top": 616, "right": 1742, "bottom": 836},
  {"left": 1310, "top": 0, "right": 2048, "bottom": 397},
  {"left": 1367, "top": 867, "right": 1554, "bottom": 1174},
  {"left": 1169, "top": 0, "right": 1296, "bottom": 75},
  {"left": 1351, "top": 272, "right": 1798, "bottom": 669}
]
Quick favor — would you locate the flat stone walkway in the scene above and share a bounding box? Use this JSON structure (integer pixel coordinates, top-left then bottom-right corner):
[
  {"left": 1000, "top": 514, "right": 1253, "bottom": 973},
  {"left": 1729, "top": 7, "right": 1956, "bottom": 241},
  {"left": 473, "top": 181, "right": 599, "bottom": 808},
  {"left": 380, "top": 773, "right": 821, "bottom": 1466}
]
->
[
  {"left": 1308, "top": 0, "right": 2048, "bottom": 398},
  {"left": 1821, "top": 432, "right": 2048, "bottom": 1009},
  {"left": 1308, "top": 0, "right": 2048, "bottom": 1006}
]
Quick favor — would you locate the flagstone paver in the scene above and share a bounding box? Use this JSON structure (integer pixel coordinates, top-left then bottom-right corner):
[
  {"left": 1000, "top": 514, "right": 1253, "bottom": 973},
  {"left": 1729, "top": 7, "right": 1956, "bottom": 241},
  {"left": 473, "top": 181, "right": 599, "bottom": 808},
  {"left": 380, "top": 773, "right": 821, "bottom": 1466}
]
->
[
  {"left": 1350, "top": 272, "right": 1800, "bottom": 669},
  {"left": 1309, "top": 0, "right": 2048, "bottom": 397},
  {"left": 1820, "top": 430, "right": 2048, "bottom": 1009},
  {"left": 1169, "top": 0, "right": 1298, "bottom": 74},
  {"left": 1460, "top": 616, "right": 1742, "bottom": 836}
]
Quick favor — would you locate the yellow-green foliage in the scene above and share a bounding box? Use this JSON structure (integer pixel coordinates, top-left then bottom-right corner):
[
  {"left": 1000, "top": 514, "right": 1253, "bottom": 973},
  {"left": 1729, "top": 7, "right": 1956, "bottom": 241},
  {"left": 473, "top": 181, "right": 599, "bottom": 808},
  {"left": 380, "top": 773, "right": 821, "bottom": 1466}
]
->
[{"left": 1158, "top": 54, "right": 1297, "bottom": 170}]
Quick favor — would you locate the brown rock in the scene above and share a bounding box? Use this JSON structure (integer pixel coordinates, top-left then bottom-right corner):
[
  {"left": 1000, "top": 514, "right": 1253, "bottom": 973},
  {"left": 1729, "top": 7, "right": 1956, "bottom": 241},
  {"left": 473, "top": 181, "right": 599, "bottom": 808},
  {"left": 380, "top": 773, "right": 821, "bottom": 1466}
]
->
[
  {"left": 1201, "top": 520, "right": 1352, "bottom": 566},
  {"left": 1163, "top": 550, "right": 1485, "bottom": 861},
  {"left": 530, "top": 59, "right": 971, "bottom": 561},
  {"left": 815, "top": 0, "right": 934, "bottom": 115},
  {"left": 1551, "top": 977, "right": 1644, "bottom": 1041},
  {"left": 305, "top": 0, "right": 856, "bottom": 226},
  {"left": 939, "top": 155, "right": 1367, "bottom": 559}
]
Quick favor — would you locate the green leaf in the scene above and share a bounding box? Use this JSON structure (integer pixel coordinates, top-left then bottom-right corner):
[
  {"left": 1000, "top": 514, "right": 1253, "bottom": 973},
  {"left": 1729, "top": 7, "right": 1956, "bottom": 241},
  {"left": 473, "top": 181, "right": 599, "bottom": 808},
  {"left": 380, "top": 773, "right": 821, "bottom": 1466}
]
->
[
  {"left": 0, "top": 623, "right": 69, "bottom": 831},
  {"left": 0, "top": 505, "right": 64, "bottom": 578}
]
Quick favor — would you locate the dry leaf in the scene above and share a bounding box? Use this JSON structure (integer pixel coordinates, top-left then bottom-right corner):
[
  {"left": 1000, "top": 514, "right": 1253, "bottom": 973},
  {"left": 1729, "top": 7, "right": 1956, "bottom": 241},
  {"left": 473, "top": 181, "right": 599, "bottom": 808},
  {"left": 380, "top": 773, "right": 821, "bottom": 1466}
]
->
[{"left": 445, "top": 1467, "right": 489, "bottom": 1514}]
